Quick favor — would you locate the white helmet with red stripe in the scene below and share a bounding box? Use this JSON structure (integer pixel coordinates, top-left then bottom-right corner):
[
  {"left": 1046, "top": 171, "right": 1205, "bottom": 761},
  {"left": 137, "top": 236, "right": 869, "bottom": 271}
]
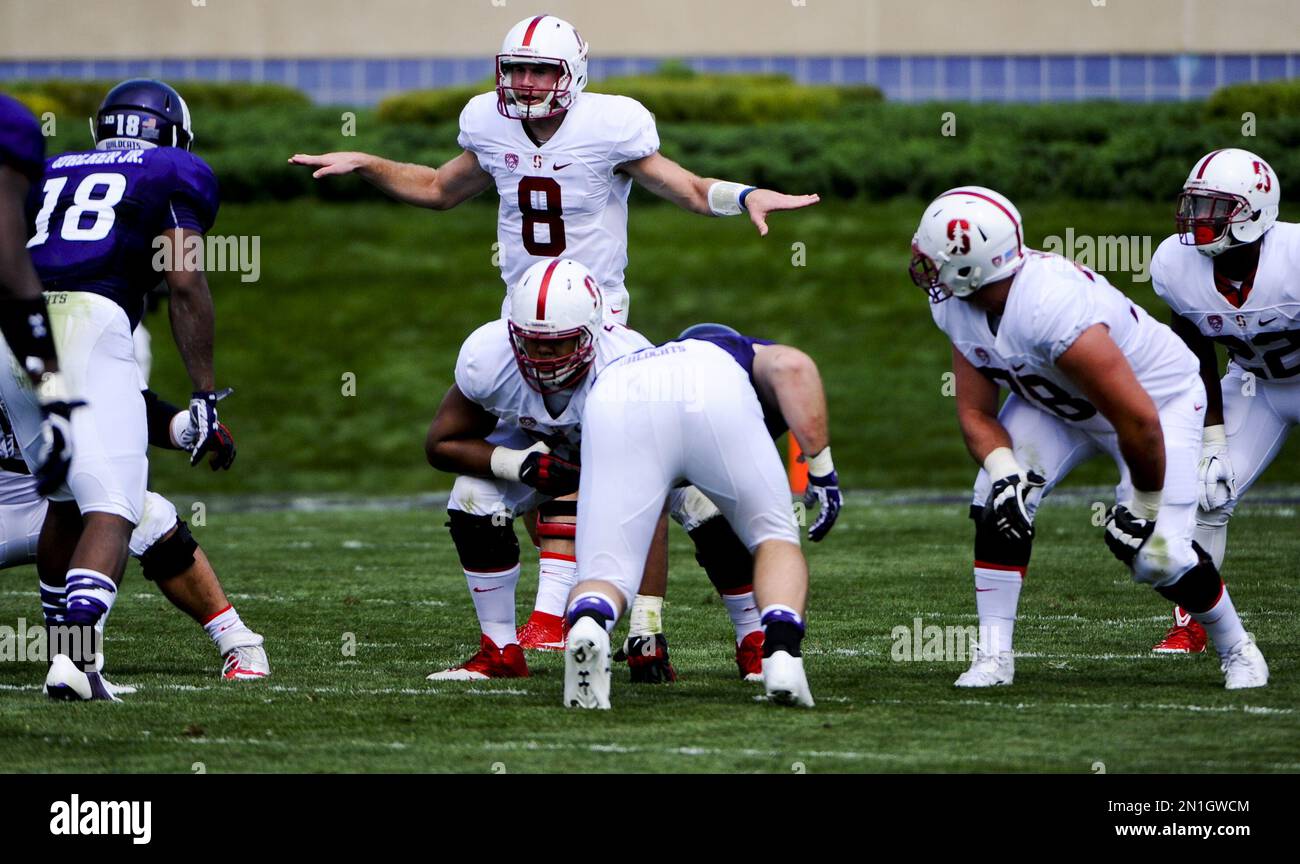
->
[
  {"left": 909, "top": 186, "right": 1025, "bottom": 302},
  {"left": 508, "top": 258, "right": 604, "bottom": 394},
  {"left": 496, "top": 14, "right": 589, "bottom": 120},
  {"left": 1177, "top": 148, "right": 1280, "bottom": 257}
]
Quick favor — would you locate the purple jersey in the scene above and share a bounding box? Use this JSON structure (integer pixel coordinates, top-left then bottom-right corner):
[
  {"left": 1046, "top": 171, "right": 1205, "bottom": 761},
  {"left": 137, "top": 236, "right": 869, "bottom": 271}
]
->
[
  {"left": 26, "top": 146, "right": 218, "bottom": 328},
  {"left": 0, "top": 93, "right": 45, "bottom": 184},
  {"left": 669, "top": 331, "right": 786, "bottom": 438}
]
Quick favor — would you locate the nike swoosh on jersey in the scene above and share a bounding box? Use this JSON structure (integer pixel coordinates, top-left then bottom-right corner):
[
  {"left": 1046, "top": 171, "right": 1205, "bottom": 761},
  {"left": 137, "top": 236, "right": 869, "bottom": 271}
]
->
[
  {"left": 472, "top": 587, "right": 502, "bottom": 593},
  {"left": 1259, "top": 316, "right": 1278, "bottom": 325},
  {"left": 553, "top": 162, "right": 572, "bottom": 170}
]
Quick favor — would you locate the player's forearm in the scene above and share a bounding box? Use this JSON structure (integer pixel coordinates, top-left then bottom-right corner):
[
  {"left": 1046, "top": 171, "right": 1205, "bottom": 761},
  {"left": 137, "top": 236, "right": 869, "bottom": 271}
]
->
[
  {"left": 167, "top": 278, "right": 216, "bottom": 392},
  {"left": 957, "top": 408, "right": 1013, "bottom": 468},
  {"left": 356, "top": 156, "right": 445, "bottom": 209},
  {"left": 769, "top": 360, "right": 830, "bottom": 456},
  {"left": 1115, "top": 415, "right": 1166, "bottom": 493},
  {"left": 425, "top": 436, "right": 495, "bottom": 476}
]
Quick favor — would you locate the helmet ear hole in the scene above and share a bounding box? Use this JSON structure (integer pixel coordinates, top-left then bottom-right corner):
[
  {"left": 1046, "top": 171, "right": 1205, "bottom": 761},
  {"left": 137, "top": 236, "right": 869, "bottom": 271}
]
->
[{"left": 957, "top": 266, "right": 972, "bottom": 277}]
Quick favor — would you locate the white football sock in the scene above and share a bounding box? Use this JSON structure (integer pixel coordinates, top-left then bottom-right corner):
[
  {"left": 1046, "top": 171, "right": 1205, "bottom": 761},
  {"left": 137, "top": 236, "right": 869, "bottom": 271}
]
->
[
  {"left": 466, "top": 564, "right": 520, "bottom": 647},
  {"left": 203, "top": 604, "right": 256, "bottom": 655},
  {"left": 1189, "top": 583, "right": 1249, "bottom": 659},
  {"left": 534, "top": 551, "right": 576, "bottom": 618},
  {"left": 720, "top": 587, "right": 761, "bottom": 643},
  {"left": 974, "top": 563, "right": 1023, "bottom": 655}
]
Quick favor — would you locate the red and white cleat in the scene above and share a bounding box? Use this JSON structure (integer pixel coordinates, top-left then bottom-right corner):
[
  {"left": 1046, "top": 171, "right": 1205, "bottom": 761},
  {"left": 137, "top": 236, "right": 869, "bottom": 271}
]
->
[
  {"left": 427, "top": 635, "right": 530, "bottom": 681},
  {"left": 221, "top": 632, "right": 270, "bottom": 680},
  {"left": 736, "top": 631, "right": 764, "bottom": 682},
  {"left": 1152, "top": 607, "right": 1207, "bottom": 654},
  {"left": 517, "top": 611, "right": 567, "bottom": 651}
]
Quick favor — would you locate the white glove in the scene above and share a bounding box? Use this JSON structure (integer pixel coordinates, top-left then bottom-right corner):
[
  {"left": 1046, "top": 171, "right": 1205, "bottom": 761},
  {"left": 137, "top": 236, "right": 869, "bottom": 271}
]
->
[{"left": 1196, "top": 425, "right": 1237, "bottom": 511}]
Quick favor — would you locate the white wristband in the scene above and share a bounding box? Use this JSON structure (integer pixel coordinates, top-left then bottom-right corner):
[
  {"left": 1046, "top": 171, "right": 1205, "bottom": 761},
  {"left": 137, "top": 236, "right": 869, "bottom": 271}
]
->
[
  {"left": 982, "top": 446, "right": 1022, "bottom": 481},
  {"left": 1202, "top": 424, "right": 1228, "bottom": 448},
  {"left": 1129, "top": 488, "right": 1163, "bottom": 521},
  {"left": 806, "top": 446, "right": 834, "bottom": 477},
  {"left": 707, "top": 180, "right": 756, "bottom": 216},
  {"left": 489, "top": 441, "right": 549, "bottom": 482}
]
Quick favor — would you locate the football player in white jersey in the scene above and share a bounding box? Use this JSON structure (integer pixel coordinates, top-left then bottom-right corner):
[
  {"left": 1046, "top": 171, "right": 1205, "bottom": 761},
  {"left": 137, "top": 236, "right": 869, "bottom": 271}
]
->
[
  {"left": 290, "top": 13, "right": 819, "bottom": 661},
  {"left": 290, "top": 13, "right": 818, "bottom": 320},
  {"left": 1146, "top": 148, "right": 1298, "bottom": 654},
  {"left": 910, "top": 186, "right": 1268, "bottom": 690},
  {"left": 423, "top": 258, "right": 654, "bottom": 679}
]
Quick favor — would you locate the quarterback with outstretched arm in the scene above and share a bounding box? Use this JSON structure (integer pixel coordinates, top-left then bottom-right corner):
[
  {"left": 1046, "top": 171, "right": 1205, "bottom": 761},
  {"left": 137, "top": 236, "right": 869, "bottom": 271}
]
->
[
  {"left": 909, "top": 186, "right": 1267, "bottom": 690},
  {"left": 1146, "top": 148, "right": 1300, "bottom": 655},
  {"left": 291, "top": 13, "right": 820, "bottom": 664}
]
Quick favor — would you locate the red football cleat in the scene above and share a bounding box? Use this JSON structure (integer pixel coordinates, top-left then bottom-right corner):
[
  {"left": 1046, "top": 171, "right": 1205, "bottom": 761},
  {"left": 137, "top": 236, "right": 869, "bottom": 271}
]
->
[
  {"left": 736, "top": 630, "right": 764, "bottom": 682},
  {"left": 427, "top": 635, "right": 530, "bottom": 680},
  {"left": 1152, "top": 607, "right": 1207, "bottom": 654},
  {"left": 517, "top": 610, "right": 567, "bottom": 651}
]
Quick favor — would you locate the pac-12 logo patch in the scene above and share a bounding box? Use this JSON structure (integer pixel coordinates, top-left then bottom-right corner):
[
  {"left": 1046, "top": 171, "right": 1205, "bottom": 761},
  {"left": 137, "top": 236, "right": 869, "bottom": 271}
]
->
[
  {"left": 519, "top": 416, "right": 537, "bottom": 429},
  {"left": 504, "top": 153, "right": 519, "bottom": 172},
  {"left": 1208, "top": 314, "right": 1223, "bottom": 333},
  {"left": 974, "top": 347, "right": 990, "bottom": 364}
]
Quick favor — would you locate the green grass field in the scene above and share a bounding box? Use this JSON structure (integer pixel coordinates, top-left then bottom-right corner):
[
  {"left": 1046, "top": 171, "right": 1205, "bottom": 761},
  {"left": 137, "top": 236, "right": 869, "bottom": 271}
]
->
[{"left": 2, "top": 497, "right": 1296, "bottom": 773}]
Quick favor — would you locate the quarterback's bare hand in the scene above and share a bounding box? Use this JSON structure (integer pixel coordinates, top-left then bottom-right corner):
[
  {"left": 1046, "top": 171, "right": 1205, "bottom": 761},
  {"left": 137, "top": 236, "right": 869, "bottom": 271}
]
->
[
  {"left": 288, "top": 152, "right": 372, "bottom": 179},
  {"left": 745, "top": 189, "right": 820, "bottom": 236}
]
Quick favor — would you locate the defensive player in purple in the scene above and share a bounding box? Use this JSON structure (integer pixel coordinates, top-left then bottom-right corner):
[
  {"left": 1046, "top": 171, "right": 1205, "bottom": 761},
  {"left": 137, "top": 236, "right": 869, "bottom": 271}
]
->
[
  {"left": 0, "top": 80, "right": 246, "bottom": 700},
  {"left": 0, "top": 93, "right": 79, "bottom": 494}
]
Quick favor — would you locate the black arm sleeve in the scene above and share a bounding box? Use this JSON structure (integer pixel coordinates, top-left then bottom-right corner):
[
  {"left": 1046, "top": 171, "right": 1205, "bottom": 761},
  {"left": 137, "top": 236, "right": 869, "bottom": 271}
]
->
[{"left": 143, "top": 389, "right": 184, "bottom": 449}]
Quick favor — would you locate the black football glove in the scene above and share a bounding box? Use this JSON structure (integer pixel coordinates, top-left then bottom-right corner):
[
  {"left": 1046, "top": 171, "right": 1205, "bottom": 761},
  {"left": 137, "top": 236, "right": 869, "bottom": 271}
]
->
[
  {"left": 1103, "top": 504, "right": 1155, "bottom": 567},
  {"left": 986, "top": 470, "right": 1046, "bottom": 542},
  {"left": 187, "top": 387, "right": 234, "bottom": 468},
  {"left": 519, "top": 450, "right": 580, "bottom": 496},
  {"left": 612, "top": 634, "right": 678, "bottom": 684}
]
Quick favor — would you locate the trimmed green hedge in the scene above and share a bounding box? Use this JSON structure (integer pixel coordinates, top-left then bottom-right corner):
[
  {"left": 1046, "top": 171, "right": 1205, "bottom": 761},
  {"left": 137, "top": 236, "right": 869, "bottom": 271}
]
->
[
  {"left": 9, "top": 80, "right": 309, "bottom": 121},
  {"left": 14, "top": 78, "right": 1300, "bottom": 204},
  {"left": 1206, "top": 79, "right": 1300, "bottom": 121},
  {"left": 376, "top": 66, "right": 881, "bottom": 125}
]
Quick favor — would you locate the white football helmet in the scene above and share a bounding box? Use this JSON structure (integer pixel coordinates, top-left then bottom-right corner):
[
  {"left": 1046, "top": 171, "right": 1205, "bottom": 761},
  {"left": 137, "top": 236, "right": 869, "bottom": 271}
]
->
[
  {"left": 1177, "top": 148, "right": 1280, "bottom": 257},
  {"left": 508, "top": 258, "right": 604, "bottom": 393},
  {"left": 495, "top": 14, "right": 589, "bottom": 120},
  {"left": 909, "top": 186, "right": 1025, "bottom": 302}
]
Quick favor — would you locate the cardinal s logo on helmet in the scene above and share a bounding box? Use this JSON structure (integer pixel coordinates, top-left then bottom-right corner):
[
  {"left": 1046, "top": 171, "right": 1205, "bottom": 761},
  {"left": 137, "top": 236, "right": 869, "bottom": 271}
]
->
[
  {"left": 909, "top": 186, "right": 1025, "bottom": 303},
  {"left": 496, "top": 15, "right": 589, "bottom": 121},
  {"left": 508, "top": 258, "right": 604, "bottom": 394},
  {"left": 1176, "top": 148, "right": 1280, "bottom": 257}
]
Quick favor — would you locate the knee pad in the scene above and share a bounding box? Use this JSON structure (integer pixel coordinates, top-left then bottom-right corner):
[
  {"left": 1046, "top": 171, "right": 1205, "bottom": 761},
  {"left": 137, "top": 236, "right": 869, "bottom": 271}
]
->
[
  {"left": 536, "top": 498, "right": 577, "bottom": 540},
  {"left": 668, "top": 485, "right": 722, "bottom": 533},
  {"left": 138, "top": 520, "right": 197, "bottom": 582},
  {"left": 447, "top": 509, "right": 519, "bottom": 572},
  {"left": 970, "top": 505, "right": 1033, "bottom": 570},
  {"left": 688, "top": 515, "right": 753, "bottom": 594},
  {"left": 1155, "top": 558, "right": 1222, "bottom": 613}
]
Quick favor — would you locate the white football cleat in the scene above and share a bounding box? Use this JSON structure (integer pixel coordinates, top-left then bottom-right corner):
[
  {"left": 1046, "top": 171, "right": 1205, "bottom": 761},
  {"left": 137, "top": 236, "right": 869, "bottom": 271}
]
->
[
  {"left": 1222, "top": 637, "right": 1268, "bottom": 690},
  {"left": 44, "top": 654, "right": 121, "bottom": 702},
  {"left": 762, "top": 650, "right": 814, "bottom": 707},
  {"left": 954, "top": 651, "right": 1015, "bottom": 688},
  {"left": 222, "top": 636, "right": 271, "bottom": 681},
  {"left": 564, "top": 616, "right": 611, "bottom": 710}
]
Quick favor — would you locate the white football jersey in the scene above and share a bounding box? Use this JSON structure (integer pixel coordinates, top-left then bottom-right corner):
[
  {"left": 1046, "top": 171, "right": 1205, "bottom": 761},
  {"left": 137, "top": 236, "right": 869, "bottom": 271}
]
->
[
  {"left": 933, "top": 251, "right": 1199, "bottom": 432},
  {"left": 1151, "top": 222, "right": 1300, "bottom": 384},
  {"left": 454, "top": 318, "right": 652, "bottom": 458},
  {"left": 458, "top": 91, "right": 660, "bottom": 313}
]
